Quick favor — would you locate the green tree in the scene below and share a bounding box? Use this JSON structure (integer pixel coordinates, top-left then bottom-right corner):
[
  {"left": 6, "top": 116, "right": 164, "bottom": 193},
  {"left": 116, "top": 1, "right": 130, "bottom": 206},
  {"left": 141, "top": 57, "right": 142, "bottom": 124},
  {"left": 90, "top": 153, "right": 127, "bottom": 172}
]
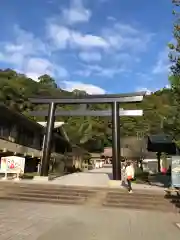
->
[
  {"left": 72, "top": 89, "right": 87, "bottom": 96},
  {"left": 38, "top": 74, "right": 58, "bottom": 88},
  {"left": 168, "top": 0, "right": 180, "bottom": 141},
  {"left": 0, "top": 67, "right": 177, "bottom": 151}
]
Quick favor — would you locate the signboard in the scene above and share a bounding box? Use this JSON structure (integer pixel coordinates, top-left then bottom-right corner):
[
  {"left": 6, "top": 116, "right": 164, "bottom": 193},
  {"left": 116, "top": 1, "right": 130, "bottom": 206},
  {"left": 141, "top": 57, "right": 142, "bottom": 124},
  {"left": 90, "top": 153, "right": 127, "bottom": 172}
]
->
[
  {"left": 0, "top": 156, "right": 25, "bottom": 174},
  {"left": 171, "top": 156, "right": 180, "bottom": 187}
]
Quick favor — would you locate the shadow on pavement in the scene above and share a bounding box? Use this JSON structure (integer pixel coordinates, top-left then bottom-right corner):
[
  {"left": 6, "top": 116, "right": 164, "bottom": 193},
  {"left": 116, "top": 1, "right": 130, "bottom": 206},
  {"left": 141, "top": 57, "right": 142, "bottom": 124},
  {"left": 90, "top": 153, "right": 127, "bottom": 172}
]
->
[
  {"left": 148, "top": 173, "right": 171, "bottom": 188},
  {"left": 164, "top": 193, "right": 180, "bottom": 213}
]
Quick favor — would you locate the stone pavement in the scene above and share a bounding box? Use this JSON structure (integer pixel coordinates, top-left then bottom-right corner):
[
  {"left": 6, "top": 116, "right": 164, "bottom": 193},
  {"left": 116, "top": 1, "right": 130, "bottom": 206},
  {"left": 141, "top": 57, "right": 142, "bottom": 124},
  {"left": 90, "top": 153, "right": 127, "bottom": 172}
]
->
[
  {"left": 53, "top": 165, "right": 165, "bottom": 192},
  {"left": 0, "top": 165, "right": 166, "bottom": 192},
  {"left": 0, "top": 200, "right": 180, "bottom": 240},
  {"left": 53, "top": 171, "right": 110, "bottom": 187},
  {"left": 52, "top": 165, "right": 113, "bottom": 187}
]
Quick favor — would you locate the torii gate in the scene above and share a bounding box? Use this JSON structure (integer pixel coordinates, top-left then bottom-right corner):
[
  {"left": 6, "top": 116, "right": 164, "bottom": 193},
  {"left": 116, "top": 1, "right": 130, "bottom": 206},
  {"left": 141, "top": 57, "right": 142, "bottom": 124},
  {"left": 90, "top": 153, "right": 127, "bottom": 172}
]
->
[{"left": 29, "top": 92, "right": 144, "bottom": 180}]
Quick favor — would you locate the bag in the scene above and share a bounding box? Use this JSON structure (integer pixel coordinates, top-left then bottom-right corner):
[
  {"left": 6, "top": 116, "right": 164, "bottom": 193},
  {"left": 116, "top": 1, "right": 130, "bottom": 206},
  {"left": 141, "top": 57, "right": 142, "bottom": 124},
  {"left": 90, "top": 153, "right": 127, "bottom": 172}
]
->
[{"left": 127, "top": 175, "right": 132, "bottom": 180}]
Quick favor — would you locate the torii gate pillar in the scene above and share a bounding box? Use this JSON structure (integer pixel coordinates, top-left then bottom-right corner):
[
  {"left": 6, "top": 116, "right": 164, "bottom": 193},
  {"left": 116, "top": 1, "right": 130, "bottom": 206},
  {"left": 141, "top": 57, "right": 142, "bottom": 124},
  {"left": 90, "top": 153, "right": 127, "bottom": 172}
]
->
[{"left": 112, "top": 101, "right": 121, "bottom": 180}]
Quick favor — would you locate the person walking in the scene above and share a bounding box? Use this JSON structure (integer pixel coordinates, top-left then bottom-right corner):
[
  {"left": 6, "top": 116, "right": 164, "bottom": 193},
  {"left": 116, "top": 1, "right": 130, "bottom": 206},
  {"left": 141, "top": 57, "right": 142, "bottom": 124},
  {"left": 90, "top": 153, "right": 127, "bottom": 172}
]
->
[
  {"left": 121, "top": 161, "right": 126, "bottom": 187},
  {"left": 125, "top": 161, "right": 135, "bottom": 193}
]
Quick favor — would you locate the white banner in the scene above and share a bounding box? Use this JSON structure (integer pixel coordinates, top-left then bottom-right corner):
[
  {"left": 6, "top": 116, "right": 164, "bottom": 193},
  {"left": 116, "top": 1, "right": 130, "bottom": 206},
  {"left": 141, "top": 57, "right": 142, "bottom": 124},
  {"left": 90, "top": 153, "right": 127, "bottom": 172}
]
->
[{"left": 0, "top": 156, "right": 25, "bottom": 174}]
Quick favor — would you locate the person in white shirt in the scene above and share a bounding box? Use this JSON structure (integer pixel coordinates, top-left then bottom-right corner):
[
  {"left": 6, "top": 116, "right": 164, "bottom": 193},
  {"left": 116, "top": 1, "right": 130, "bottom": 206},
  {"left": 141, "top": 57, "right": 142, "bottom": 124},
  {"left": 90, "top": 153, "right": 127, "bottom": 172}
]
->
[{"left": 125, "top": 161, "right": 135, "bottom": 193}]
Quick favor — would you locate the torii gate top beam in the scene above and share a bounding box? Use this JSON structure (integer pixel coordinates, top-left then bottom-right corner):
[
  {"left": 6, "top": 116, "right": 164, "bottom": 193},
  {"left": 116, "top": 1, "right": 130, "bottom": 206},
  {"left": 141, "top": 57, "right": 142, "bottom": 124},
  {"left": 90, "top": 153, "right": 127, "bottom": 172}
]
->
[{"left": 29, "top": 91, "right": 145, "bottom": 104}]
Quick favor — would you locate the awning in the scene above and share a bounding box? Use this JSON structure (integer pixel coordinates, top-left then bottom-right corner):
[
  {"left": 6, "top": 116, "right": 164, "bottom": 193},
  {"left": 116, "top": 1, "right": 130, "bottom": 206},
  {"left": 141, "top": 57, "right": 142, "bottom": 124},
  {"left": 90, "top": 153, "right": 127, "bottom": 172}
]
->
[
  {"left": 148, "top": 134, "right": 173, "bottom": 144},
  {"left": 147, "top": 134, "right": 176, "bottom": 154}
]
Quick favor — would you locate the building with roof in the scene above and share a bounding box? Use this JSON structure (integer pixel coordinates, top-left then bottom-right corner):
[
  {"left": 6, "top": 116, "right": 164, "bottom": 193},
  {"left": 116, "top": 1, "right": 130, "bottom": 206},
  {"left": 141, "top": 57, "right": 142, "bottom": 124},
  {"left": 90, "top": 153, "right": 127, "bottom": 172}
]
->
[
  {"left": 101, "top": 136, "right": 157, "bottom": 160},
  {"left": 0, "top": 103, "right": 88, "bottom": 175}
]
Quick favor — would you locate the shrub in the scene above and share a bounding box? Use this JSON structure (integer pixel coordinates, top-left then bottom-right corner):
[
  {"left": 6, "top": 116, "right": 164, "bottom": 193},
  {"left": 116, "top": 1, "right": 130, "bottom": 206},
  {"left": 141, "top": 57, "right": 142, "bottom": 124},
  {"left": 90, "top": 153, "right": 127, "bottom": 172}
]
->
[{"left": 135, "top": 167, "right": 149, "bottom": 181}]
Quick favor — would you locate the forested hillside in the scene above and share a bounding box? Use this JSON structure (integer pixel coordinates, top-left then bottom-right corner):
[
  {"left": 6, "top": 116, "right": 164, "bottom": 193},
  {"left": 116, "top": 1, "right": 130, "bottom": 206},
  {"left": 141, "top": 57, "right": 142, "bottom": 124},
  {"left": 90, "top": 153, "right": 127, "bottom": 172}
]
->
[{"left": 0, "top": 68, "right": 177, "bottom": 151}]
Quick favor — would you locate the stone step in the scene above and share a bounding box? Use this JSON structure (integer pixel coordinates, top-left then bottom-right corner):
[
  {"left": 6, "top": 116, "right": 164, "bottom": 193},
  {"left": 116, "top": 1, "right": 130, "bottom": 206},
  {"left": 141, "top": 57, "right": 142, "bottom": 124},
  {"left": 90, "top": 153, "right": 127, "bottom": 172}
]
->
[
  {"left": 0, "top": 184, "right": 97, "bottom": 206},
  {"left": 0, "top": 181, "right": 162, "bottom": 193},
  {"left": 105, "top": 196, "right": 172, "bottom": 206},
  {"left": 0, "top": 182, "right": 102, "bottom": 189},
  {"left": 0, "top": 182, "right": 179, "bottom": 212},
  {"left": 106, "top": 193, "right": 179, "bottom": 202},
  {"left": 106, "top": 194, "right": 164, "bottom": 201},
  {"left": 0, "top": 195, "right": 85, "bottom": 205},
  {"left": 0, "top": 182, "right": 167, "bottom": 196},
  {"left": 5, "top": 188, "right": 169, "bottom": 203},
  {"left": 104, "top": 192, "right": 180, "bottom": 212},
  {"left": 104, "top": 188, "right": 164, "bottom": 195},
  {"left": 2, "top": 183, "right": 96, "bottom": 190},
  {"left": 102, "top": 202, "right": 177, "bottom": 213},
  {"left": 3, "top": 186, "right": 167, "bottom": 200},
  {"left": 7, "top": 192, "right": 88, "bottom": 201},
  {"left": 6, "top": 188, "right": 96, "bottom": 196}
]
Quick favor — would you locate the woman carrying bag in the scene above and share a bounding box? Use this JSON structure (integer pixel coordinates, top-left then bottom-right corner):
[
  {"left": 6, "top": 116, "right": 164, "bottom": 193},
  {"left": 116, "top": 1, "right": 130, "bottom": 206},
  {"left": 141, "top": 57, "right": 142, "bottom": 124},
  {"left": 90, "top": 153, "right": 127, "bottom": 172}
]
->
[{"left": 125, "top": 161, "right": 135, "bottom": 193}]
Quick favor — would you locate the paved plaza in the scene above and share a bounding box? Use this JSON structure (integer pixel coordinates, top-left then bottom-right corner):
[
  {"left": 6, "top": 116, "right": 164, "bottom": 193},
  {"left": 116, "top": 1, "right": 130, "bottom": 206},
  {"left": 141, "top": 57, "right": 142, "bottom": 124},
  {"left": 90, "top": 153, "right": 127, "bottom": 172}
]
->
[
  {"left": 0, "top": 200, "right": 179, "bottom": 240},
  {"left": 52, "top": 165, "right": 166, "bottom": 191},
  {"left": 0, "top": 165, "right": 179, "bottom": 239}
]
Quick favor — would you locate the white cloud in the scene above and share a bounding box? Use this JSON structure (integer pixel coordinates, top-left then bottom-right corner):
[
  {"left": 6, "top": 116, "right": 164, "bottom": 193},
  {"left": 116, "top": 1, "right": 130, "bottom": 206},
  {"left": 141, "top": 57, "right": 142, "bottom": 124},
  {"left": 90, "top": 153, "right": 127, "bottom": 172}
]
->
[
  {"left": 47, "top": 24, "right": 109, "bottom": 50},
  {"left": 152, "top": 48, "right": 170, "bottom": 74},
  {"left": 26, "top": 58, "right": 53, "bottom": 73},
  {"left": 62, "top": 80, "right": 106, "bottom": 94},
  {"left": 0, "top": 25, "right": 68, "bottom": 81},
  {"left": 0, "top": 25, "right": 50, "bottom": 70},
  {"left": 25, "top": 57, "right": 68, "bottom": 81},
  {"left": 0, "top": 5, "right": 155, "bottom": 90},
  {"left": 46, "top": 7, "right": 153, "bottom": 75},
  {"left": 136, "top": 87, "right": 152, "bottom": 95},
  {"left": 75, "top": 64, "right": 126, "bottom": 78},
  {"left": 0, "top": 51, "right": 24, "bottom": 66},
  {"left": 56, "top": 67, "right": 69, "bottom": 78},
  {"left": 75, "top": 69, "right": 91, "bottom": 77},
  {"left": 102, "top": 22, "right": 153, "bottom": 53},
  {"left": 47, "top": 25, "right": 71, "bottom": 49},
  {"left": 12, "top": 25, "right": 48, "bottom": 56},
  {"left": 71, "top": 31, "right": 109, "bottom": 49},
  {"left": 25, "top": 58, "right": 55, "bottom": 81},
  {"left": 107, "top": 16, "right": 116, "bottom": 21},
  {"left": 62, "top": 0, "right": 91, "bottom": 25},
  {"left": 79, "top": 51, "right": 101, "bottom": 62},
  {"left": 5, "top": 44, "right": 24, "bottom": 52},
  {"left": 136, "top": 84, "right": 170, "bottom": 95},
  {"left": 115, "top": 53, "right": 140, "bottom": 64},
  {"left": 136, "top": 72, "right": 153, "bottom": 82},
  {"left": 96, "top": 67, "right": 125, "bottom": 78}
]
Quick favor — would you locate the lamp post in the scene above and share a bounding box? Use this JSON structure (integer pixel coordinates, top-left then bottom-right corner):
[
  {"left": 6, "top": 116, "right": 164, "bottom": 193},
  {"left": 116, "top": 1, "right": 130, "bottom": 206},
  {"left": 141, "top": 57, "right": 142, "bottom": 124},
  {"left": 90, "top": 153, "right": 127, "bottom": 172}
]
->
[{"left": 137, "top": 131, "right": 145, "bottom": 169}]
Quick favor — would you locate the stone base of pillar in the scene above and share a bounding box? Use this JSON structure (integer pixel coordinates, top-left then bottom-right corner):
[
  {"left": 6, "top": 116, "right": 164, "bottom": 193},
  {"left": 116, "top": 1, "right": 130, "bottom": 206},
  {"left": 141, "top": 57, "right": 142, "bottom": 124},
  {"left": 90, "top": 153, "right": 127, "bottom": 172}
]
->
[
  {"left": 33, "top": 176, "right": 49, "bottom": 181},
  {"left": 108, "top": 180, "right": 121, "bottom": 187}
]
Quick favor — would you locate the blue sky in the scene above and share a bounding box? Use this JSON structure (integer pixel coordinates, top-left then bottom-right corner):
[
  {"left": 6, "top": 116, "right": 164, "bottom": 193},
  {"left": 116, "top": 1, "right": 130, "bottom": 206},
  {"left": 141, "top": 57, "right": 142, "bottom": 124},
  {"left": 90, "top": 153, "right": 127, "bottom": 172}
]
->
[{"left": 0, "top": 0, "right": 173, "bottom": 94}]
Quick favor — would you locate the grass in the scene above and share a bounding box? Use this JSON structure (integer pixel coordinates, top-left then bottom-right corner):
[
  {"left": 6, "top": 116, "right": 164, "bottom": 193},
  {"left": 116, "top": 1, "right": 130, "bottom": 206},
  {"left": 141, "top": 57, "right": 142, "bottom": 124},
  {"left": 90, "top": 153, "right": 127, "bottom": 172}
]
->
[
  {"left": 20, "top": 172, "right": 40, "bottom": 179},
  {"left": 134, "top": 168, "right": 149, "bottom": 184}
]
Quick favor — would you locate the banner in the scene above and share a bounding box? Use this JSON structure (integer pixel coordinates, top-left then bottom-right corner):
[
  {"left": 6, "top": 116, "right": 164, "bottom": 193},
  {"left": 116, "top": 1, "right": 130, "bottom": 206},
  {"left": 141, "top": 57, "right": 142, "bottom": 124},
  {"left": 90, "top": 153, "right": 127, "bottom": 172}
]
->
[
  {"left": 0, "top": 156, "right": 25, "bottom": 174},
  {"left": 171, "top": 156, "right": 180, "bottom": 187}
]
